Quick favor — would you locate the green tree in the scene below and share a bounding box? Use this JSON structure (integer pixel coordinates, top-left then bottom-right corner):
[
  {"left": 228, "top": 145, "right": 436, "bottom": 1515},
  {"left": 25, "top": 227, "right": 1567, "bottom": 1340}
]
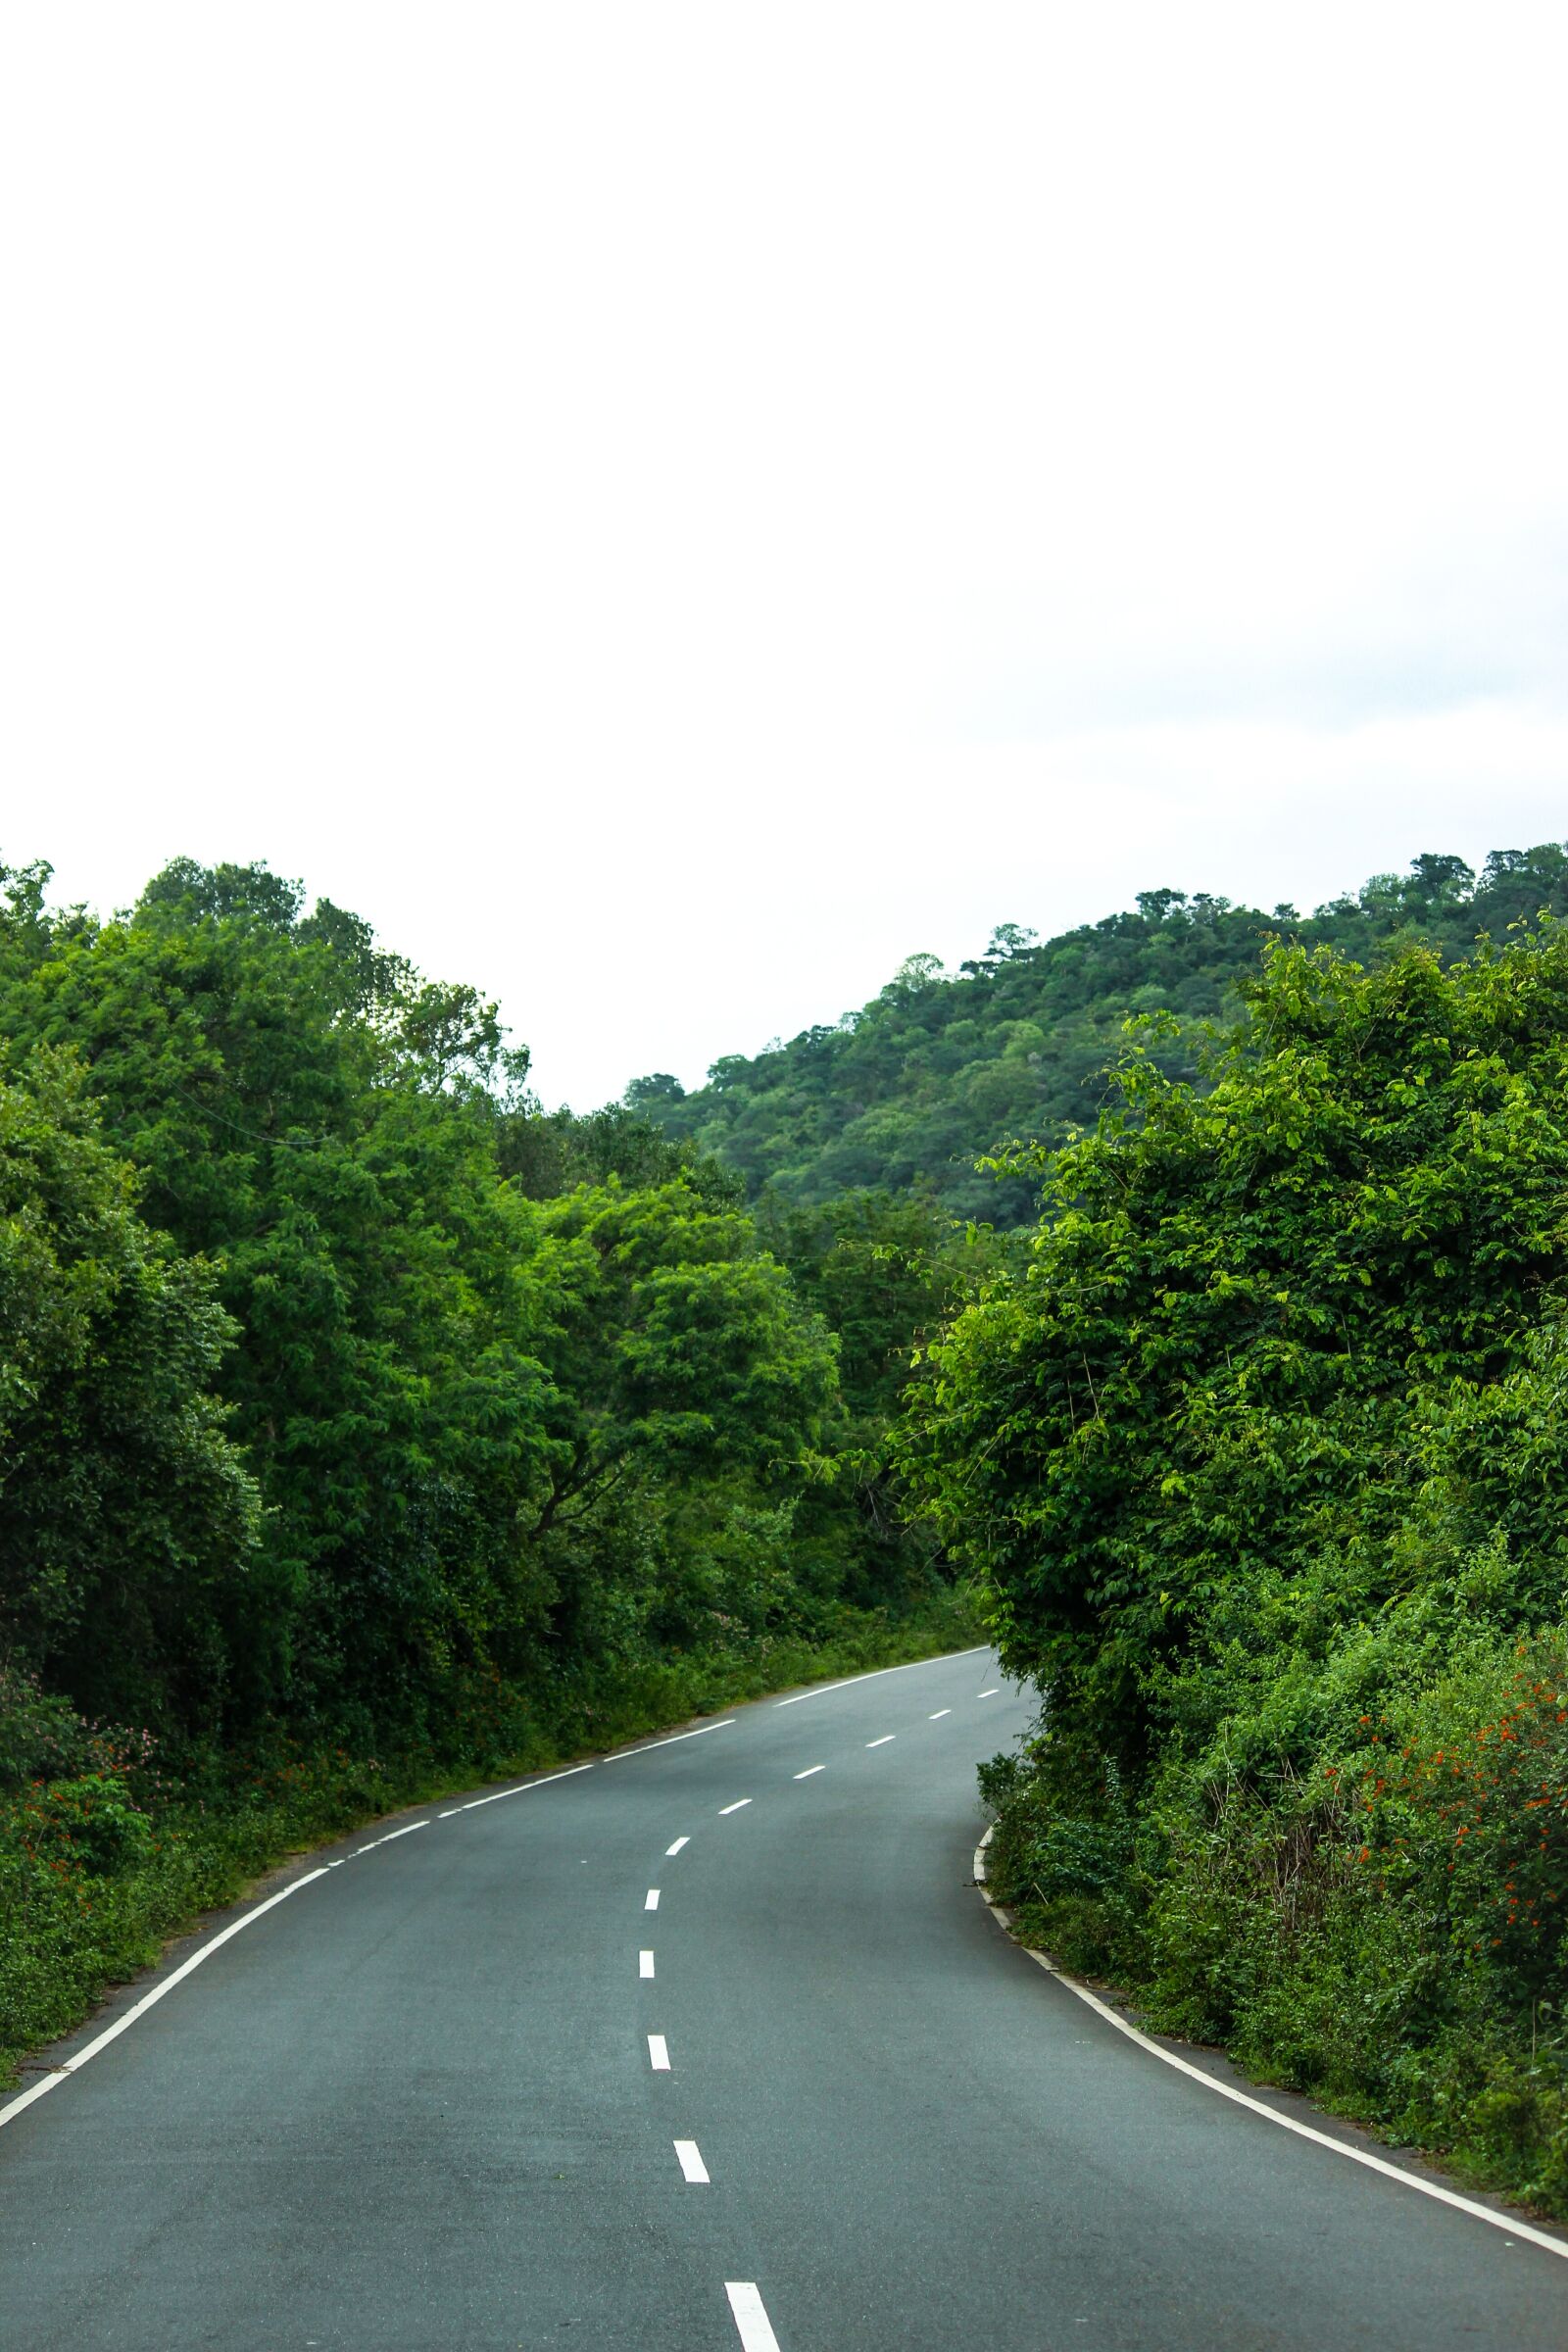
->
[
  {"left": 0, "top": 862, "right": 557, "bottom": 1729},
  {"left": 0, "top": 1051, "right": 258, "bottom": 1731},
  {"left": 900, "top": 926, "right": 1568, "bottom": 1766},
  {"left": 527, "top": 1175, "right": 838, "bottom": 1529}
]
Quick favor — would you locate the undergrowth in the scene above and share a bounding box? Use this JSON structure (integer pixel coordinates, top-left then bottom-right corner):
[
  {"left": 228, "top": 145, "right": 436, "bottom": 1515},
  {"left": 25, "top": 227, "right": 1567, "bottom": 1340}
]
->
[{"left": 981, "top": 1629, "right": 1568, "bottom": 2218}]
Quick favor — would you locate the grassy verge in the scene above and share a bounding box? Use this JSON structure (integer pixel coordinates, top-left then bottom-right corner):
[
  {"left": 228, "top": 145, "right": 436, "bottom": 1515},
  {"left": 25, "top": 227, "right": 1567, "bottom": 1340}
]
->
[{"left": 1, "top": 1596, "right": 978, "bottom": 2088}]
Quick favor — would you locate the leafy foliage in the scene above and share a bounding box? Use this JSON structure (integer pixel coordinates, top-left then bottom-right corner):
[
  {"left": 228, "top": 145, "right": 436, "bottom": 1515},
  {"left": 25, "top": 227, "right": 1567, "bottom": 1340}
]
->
[
  {"left": 631, "top": 845, "right": 1568, "bottom": 1223},
  {"left": 0, "top": 851, "right": 980, "bottom": 2082},
  {"left": 0, "top": 1052, "right": 257, "bottom": 1730},
  {"left": 0, "top": 858, "right": 931, "bottom": 1752},
  {"left": 910, "top": 918, "right": 1568, "bottom": 2206}
]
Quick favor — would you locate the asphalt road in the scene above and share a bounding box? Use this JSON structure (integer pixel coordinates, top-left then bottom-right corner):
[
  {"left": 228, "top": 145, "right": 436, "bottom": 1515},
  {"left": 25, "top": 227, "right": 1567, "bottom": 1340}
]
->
[{"left": 3, "top": 1645, "right": 1568, "bottom": 2350}]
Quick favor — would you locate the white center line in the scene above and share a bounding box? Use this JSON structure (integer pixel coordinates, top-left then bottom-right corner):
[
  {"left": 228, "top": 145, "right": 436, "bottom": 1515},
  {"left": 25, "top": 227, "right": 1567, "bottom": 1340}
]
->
[
  {"left": 725, "top": 2282, "right": 783, "bottom": 2352},
  {"left": 665, "top": 1836, "right": 690, "bottom": 1856},
  {"left": 718, "top": 1798, "right": 752, "bottom": 1815},
  {"left": 639, "top": 1949, "right": 655, "bottom": 1980},
  {"left": 645, "top": 1888, "right": 661, "bottom": 1910},
  {"left": 437, "top": 1807, "right": 462, "bottom": 1817},
  {"left": 674, "top": 2138, "right": 710, "bottom": 2183},
  {"left": 929, "top": 1709, "right": 952, "bottom": 1720},
  {"left": 865, "top": 1735, "right": 896, "bottom": 1748},
  {"left": 978, "top": 1687, "right": 1001, "bottom": 1697},
  {"left": 794, "top": 1765, "right": 824, "bottom": 1779},
  {"left": 648, "top": 2034, "right": 671, "bottom": 2071}
]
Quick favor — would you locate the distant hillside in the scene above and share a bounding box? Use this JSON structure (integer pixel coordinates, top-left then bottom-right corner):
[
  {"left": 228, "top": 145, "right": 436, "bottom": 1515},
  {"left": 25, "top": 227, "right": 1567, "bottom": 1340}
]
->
[{"left": 627, "top": 846, "right": 1568, "bottom": 1225}]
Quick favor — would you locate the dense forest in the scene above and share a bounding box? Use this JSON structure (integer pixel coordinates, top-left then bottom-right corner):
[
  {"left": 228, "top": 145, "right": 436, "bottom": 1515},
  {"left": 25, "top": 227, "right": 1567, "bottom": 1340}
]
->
[
  {"left": 0, "top": 856, "right": 970, "bottom": 2079},
  {"left": 630, "top": 845, "right": 1568, "bottom": 1223},
  {"left": 906, "top": 900, "right": 1568, "bottom": 2212},
  {"left": 10, "top": 837, "right": 1568, "bottom": 2218}
]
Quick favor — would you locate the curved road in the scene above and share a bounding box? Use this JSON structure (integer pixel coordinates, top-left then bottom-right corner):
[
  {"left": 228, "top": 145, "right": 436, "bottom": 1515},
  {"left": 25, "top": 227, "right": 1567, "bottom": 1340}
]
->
[{"left": 3, "top": 1647, "right": 1567, "bottom": 2349}]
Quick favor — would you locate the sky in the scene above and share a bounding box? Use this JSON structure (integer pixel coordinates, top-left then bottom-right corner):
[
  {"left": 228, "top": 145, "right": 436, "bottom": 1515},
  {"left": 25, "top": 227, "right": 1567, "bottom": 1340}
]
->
[{"left": 2, "top": 3, "right": 1565, "bottom": 1107}]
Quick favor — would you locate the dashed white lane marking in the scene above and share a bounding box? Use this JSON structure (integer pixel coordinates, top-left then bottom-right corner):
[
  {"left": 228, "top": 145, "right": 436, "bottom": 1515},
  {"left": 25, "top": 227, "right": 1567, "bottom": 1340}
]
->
[
  {"left": 794, "top": 1765, "right": 824, "bottom": 1780},
  {"left": 865, "top": 1736, "right": 896, "bottom": 1748},
  {"left": 929, "top": 1709, "right": 952, "bottom": 1720},
  {"left": 603, "top": 1719, "right": 736, "bottom": 1762},
  {"left": 648, "top": 2034, "right": 671, "bottom": 2071},
  {"left": 970, "top": 1831, "right": 1568, "bottom": 2265},
  {"left": 0, "top": 1713, "right": 775, "bottom": 2140},
  {"left": 773, "top": 1645, "right": 988, "bottom": 1706},
  {"left": 461, "top": 1761, "right": 596, "bottom": 1811},
  {"left": 674, "top": 2138, "right": 710, "bottom": 2183},
  {"left": 718, "top": 1798, "right": 752, "bottom": 1815},
  {"left": 666, "top": 1837, "right": 690, "bottom": 1855},
  {"left": 977, "top": 1688, "right": 1001, "bottom": 1698},
  {"left": 3, "top": 1657, "right": 1002, "bottom": 2146},
  {"left": 725, "top": 2281, "right": 783, "bottom": 2351},
  {"left": 0, "top": 1868, "right": 330, "bottom": 2133},
  {"left": 640, "top": 1950, "right": 655, "bottom": 1980}
]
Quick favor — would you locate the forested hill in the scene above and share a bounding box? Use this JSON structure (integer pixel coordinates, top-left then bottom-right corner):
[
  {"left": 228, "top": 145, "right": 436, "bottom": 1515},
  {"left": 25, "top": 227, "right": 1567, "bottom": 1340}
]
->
[{"left": 627, "top": 845, "right": 1568, "bottom": 1225}]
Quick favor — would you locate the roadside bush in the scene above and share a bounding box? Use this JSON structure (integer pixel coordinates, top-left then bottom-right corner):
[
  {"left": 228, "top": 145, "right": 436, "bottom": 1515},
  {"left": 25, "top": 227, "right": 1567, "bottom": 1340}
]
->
[
  {"left": 980, "top": 1628, "right": 1568, "bottom": 2207},
  {"left": 938, "top": 930, "right": 1568, "bottom": 2210}
]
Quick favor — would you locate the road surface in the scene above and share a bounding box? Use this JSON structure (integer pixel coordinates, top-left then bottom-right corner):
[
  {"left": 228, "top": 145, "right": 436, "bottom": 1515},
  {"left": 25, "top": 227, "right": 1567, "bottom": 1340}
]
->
[{"left": 3, "top": 1646, "right": 1566, "bottom": 2348}]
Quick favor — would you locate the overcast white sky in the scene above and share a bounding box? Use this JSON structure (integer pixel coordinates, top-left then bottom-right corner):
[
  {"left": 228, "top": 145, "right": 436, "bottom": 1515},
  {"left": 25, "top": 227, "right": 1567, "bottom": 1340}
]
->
[{"left": 3, "top": 4, "right": 1565, "bottom": 1105}]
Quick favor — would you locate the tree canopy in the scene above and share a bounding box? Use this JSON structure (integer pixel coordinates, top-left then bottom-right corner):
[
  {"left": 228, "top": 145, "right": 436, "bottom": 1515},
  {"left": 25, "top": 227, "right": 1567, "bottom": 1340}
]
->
[
  {"left": 901, "top": 923, "right": 1568, "bottom": 1759},
  {"left": 629, "top": 845, "right": 1568, "bottom": 1223},
  {"left": 902, "top": 916, "right": 1568, "bottom": 2205},
  {"left": 0, "top": 857, "right": 927, "bottom": 1760}
]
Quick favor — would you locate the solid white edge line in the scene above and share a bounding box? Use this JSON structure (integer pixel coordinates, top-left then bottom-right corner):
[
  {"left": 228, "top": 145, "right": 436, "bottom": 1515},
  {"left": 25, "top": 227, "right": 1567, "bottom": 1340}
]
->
[
  {"left": 648, "top": 2034, "right": 670, "bottom": 2071},
  {"left": 460, "top": 1760, "right": 595, "bottom": 1811},
  {"left": 674, "top": 2137, "right": 710, "bottom": 2183},
  {"left": 646, "top": 1888, "right": 661, "bottom": 1910},
  {"left": 865, "top": 1736, "right": 895, "bottom": 1748},
  {"left": 773, "top": 1645, "right": 988, "bottom": 1706},
  {"left": 970, "top": 1828, "right": 1568, "bottom": 2264},
  {"left": 725, "top": 2280, "right": 782, "bottom": 2351},
  {"left": 602, "top": 1719, "right": 736, "bottom": 1761},
  {"left": 718, "top": 1798, "right": 752, "bottom": 1814},
  {"left": 794, "top": 1765, "right": 824, "bottom": 1779},
  {"left": 0, "top": 1868, "right": 331, "bottom": 2133},
  {"left": 640, "top": 1950, "right": 655, "bottom": 1979},
  {"left": 666, "top": 1837, "right": 690, "bottom": 1855}
]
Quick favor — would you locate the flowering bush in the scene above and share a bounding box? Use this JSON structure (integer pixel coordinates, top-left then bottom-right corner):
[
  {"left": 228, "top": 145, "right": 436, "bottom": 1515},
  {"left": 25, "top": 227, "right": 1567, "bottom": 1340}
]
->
[{"left": 1359, "top": 1642, "right": 1568, "bottom": 2012}]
